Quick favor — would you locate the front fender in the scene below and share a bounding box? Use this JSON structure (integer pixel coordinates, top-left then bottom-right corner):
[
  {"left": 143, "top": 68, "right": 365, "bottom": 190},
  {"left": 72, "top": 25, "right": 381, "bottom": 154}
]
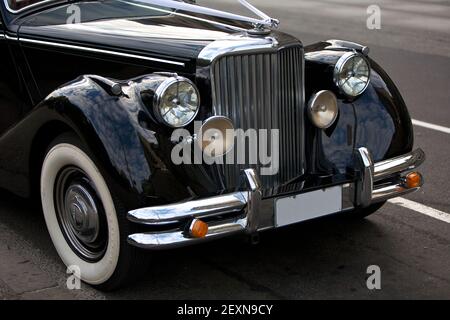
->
[
  {"left": 356, "top": 57, "right": 414, "bottom": 160},
  {"left": 0, "top": 75, "right": 193, "bottom": 209},
  {"left": 304, "top": 41, "right": 414, "bottom": 173}
]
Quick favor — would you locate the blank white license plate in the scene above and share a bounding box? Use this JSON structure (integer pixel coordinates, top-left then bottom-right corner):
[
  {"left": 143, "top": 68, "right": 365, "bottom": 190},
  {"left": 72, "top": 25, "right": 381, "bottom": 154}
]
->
[{"left": 275, "top": 186, "right": 343, "bottom": 227}]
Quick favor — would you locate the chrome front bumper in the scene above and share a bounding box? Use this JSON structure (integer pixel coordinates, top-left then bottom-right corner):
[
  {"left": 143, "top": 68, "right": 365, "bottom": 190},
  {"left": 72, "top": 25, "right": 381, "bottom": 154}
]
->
[{"left": 127, "top": 148, "right": 425, "bottom": 250}]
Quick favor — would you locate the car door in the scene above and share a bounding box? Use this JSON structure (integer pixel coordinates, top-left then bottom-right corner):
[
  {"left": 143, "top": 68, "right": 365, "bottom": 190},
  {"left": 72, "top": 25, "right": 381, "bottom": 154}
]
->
[{"left": 0, "top": 17, "right": 25, "bottom": 136}]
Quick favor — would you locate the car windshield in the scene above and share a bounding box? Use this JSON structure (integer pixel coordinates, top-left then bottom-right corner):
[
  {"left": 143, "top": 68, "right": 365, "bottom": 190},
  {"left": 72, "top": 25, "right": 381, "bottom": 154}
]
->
[
  {"left": 5, "top": 0, "right": 190, "bottom": 13},
  {"left": 6, "top": 0, "right": 53, "bottom": 12},
  {"left": 6, "top": 0, "right": 265, "bottom": 27}
]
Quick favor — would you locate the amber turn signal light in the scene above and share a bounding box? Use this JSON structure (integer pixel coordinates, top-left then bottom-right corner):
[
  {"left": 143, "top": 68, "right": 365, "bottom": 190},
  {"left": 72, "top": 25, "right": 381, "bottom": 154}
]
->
[
  {"left": 405, "top": 172, "right": 422, "bottom": 189},
  {"left": 189, "top": 219, "right": 209, "bottom": 238}
]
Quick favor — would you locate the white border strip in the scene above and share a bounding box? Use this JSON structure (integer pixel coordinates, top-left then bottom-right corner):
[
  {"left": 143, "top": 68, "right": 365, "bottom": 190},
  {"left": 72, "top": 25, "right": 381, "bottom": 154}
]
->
[
  {"left": 389, "top": 197, "right": 450, "bottom": 224},
  {"left": 19, "top": 37, "right": 185, "bottom": 66},
  {"left": 412, "top": 119, "right": 450, "bottom": 135}
]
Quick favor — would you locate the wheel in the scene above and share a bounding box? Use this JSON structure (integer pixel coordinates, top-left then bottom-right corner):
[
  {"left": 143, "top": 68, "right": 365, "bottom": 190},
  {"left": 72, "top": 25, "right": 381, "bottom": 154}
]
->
[
  {"left": 40, "top": 132, "right": 149, "bottom": 290},
  {"left": 346, "top": 201, "right": 386, "bottom": 219}
]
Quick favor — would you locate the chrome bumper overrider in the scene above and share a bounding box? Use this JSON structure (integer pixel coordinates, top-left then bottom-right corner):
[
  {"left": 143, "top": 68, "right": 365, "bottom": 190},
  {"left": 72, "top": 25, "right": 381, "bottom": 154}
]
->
[{"left": 127, "top": 148, "right": 425, "bottom": 250}]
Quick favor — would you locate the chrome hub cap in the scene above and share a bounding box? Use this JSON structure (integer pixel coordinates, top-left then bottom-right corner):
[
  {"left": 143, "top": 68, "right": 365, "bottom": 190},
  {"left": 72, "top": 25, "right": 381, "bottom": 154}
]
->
[
  {"left": 65, "top": 184, "right": 100, "bottom": 244},
  {"left": 55, "top": 167, "right": 108, "bottom": 262}
]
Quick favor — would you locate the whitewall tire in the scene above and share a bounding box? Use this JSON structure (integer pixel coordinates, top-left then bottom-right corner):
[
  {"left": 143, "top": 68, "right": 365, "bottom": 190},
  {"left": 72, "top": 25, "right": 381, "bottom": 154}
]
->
[{"left": 41, "top": 139, "right": 120, "bottom": 285}]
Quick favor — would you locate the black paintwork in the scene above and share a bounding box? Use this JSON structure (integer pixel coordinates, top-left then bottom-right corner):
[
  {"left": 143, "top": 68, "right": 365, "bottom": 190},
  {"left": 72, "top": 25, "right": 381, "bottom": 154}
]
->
[
  {"left": 304, "top": 42, "right": 413, "bottom": 171},
  {"left": 0, "top": 1, "right": 414, "bottom": 212}
]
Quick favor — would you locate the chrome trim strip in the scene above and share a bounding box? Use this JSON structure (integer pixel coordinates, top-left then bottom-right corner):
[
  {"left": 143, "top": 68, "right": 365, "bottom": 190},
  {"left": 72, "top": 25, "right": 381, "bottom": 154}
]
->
[
  {"left": 355, "top": 147, "right": 374, "bottom": 207},
  {"left": 19, "top": 37, "right": 185, "bottom": 66},
  {"left": 128, "top": 217, "right": 247, "bottom": 250},
  {"left": 128, "top": 192, "right": 248, "bottom": 224},
  {"left": 374, "top": 148, "right": 425, "bottom": 181},
  {"left": 244, "top": 168, "right": 262, "bottom": 192},
  {"left": 372, "top": 183, "right": 422, "bottom": 203},
  {"left": 197, "top": 34, "right": 280, "bottom": 65},
  {"left": 3, "top": 34, "right": 18, "bottom": 41},
  {"left": 326, "top": 39, "right": 370, "bottom": 56},
  {"left": 0, "top": 34, "right": 5, "bottom": 40},
  {"left": 244, "top": 168, "right": 262, "bottom": 233}
]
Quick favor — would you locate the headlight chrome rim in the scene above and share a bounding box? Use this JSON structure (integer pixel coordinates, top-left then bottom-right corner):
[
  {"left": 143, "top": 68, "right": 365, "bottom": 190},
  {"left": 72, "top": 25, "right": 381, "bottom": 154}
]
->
[
  {"left": 307, "top": 90, "right": 339, "bottom": 129},
  {"left": 333, "top": 52, "right": 371, "bottom": 97},
  {"left": 154, "top": 76, "right": 200, "bottom": 128},
  {"left": 197, "top": 116, "right": 235, "bottom": 158}
]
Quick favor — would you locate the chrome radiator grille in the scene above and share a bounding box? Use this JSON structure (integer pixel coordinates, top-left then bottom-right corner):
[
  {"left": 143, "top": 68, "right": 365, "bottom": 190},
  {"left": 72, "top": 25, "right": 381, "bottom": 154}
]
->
[{"left": 211, "top": 46, "right": 305, "bottom": 195}]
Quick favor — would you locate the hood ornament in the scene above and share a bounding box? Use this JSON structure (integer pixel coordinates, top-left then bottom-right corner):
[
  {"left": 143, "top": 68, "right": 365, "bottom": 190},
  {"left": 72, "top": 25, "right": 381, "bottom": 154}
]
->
[{"left": 238, "top": 0, "right": 280, "bottom": 34}]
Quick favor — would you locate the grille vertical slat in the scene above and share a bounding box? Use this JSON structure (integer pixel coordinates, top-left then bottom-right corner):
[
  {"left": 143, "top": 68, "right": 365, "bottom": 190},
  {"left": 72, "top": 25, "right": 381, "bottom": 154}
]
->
[{"left": 211, "top": 46, "right": 305, "bottom": 196}]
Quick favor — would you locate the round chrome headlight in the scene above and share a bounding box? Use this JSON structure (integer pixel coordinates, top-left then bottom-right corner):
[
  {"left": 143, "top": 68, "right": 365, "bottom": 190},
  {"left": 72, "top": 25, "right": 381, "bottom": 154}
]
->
[
  {"left": 334, "top": 52, "right": 370, "bottom": 97},
  {"left": 307, "top": 90, "right": 338, "bottom": 129},
  {"left": 154, "top": 77, "right": 200, "bottom": 128}
]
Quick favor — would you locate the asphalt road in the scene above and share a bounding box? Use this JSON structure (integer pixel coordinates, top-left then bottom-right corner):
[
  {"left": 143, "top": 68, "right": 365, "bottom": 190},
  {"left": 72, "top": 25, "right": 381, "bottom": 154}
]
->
[{"left": 0, "top": 0, "right": 449, "bottom": 299}]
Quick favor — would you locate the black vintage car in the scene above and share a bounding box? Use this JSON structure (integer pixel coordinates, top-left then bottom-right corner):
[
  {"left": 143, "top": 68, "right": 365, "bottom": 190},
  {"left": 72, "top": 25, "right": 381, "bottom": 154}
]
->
[{"left": 0, "top": 0, "right": 425, "bottom": 290}]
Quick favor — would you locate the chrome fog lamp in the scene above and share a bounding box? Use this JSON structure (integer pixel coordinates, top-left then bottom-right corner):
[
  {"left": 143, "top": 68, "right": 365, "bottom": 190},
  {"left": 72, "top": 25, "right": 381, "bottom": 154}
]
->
[
  {"left": 334, "top": 52, "right": 370, "bottom": 97},
  {"left": 197, "top": 116, "right": 235, "bottom": 158},
  {"left": 307, "top": 90, "right": 339, "bottom": 129},
  {"left": 154, "top": 77, "right": 200, "bottom": 128}
]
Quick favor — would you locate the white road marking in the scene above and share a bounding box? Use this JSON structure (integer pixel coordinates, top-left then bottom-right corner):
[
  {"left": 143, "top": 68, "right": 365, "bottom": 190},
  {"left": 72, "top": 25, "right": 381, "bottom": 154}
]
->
[
  {"left": 388, "top": 197, "right": 450, "bottom": 224},
  {"left": 412, "top": 119, "right": 450, "bottom": 134}
]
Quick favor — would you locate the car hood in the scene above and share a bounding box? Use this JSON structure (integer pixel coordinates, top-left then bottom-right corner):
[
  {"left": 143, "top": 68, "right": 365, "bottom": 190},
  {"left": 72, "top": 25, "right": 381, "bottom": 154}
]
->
[{"left": 17, "top": 0, "right": 255, "bottom": 64}]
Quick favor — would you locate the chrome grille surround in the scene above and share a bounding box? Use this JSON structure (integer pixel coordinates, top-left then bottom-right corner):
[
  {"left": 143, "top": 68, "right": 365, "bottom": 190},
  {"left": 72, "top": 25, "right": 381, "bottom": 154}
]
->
[{"left": 198, "top": 34, "right": 305, "bottom": 196}]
